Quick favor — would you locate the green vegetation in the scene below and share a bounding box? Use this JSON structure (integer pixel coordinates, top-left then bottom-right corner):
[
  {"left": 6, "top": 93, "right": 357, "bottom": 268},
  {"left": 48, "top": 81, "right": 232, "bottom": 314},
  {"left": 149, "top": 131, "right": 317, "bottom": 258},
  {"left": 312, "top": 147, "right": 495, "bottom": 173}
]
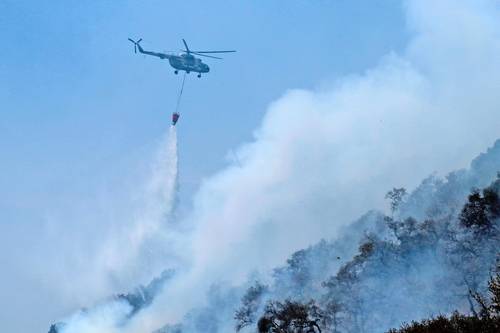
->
[{"left": 236, "top": 175, "right": 500, "bottom": 333}]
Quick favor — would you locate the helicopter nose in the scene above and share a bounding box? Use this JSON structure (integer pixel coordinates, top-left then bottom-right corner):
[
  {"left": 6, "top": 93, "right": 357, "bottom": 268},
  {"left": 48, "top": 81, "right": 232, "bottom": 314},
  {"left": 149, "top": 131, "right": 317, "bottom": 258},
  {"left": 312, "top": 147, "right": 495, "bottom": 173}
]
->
[{"left": 205, "top": 64, "right": 210, "bottom": 72}]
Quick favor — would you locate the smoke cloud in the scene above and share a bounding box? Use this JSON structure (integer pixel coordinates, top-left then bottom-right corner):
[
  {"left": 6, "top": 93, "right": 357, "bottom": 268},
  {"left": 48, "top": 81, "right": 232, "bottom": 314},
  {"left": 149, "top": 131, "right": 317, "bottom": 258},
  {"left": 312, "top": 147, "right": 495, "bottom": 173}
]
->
[
  {"left": 51, "top": 0, "right": 500, "bottom": 332},
  {"left": 95, "top": 0, "right": 500, "bottom": 332}
]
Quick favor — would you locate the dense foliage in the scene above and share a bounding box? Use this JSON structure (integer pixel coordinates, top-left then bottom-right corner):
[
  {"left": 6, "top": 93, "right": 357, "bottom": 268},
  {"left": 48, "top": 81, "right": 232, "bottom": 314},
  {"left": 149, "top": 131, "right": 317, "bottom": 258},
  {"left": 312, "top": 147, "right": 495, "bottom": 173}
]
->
[
  {"left": 236, "top": 174, "right": 500, "bottom": 333},
  {"left": 388, "top": 267, "right": 500, "bottom": 333},
  {"left": 256, "top": 300, "right": 323, "bottom": 333}
]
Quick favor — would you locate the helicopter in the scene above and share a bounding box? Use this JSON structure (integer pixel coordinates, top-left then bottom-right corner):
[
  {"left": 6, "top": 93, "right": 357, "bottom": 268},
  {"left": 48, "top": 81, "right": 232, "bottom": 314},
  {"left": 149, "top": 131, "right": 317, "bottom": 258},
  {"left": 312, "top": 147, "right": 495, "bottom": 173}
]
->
[{"left": 128, "top": 38, "right": 236, "bottom": 77}]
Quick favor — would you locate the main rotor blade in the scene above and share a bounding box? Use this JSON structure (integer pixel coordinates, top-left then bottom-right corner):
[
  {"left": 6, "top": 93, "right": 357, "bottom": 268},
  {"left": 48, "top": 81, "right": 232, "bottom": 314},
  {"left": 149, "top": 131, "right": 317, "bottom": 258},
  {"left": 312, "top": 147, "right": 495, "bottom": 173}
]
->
[
  {"left": 190, "top": 52, "right": 222, "bottom": 59},
  {"left": 182, "top": 39, "right": 190, "bottom": 52},
  {"left": 192, "top": 50, "right": 236, "bottom": 54},
  {"left": 179, "top": 50, "right": 222, "bottom": 59}
]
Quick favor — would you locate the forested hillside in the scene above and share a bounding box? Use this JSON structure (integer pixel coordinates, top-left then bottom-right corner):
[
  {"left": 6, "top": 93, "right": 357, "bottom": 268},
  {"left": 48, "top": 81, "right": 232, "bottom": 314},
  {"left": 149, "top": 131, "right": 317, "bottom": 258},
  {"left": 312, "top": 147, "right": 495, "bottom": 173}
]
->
[{"left": 50, "top": 140, "right": 500, "bottom": 333}]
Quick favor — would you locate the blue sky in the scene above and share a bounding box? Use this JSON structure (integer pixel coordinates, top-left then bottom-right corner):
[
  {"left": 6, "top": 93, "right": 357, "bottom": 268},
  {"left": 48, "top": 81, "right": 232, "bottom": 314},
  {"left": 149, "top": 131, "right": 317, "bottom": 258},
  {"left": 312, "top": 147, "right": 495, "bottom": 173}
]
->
[
  {"left": 0, "top": 0, "right": 410, "bottom": 330},
  {"left": 0, "top": 0, "right": 408, "bottom": 217}
]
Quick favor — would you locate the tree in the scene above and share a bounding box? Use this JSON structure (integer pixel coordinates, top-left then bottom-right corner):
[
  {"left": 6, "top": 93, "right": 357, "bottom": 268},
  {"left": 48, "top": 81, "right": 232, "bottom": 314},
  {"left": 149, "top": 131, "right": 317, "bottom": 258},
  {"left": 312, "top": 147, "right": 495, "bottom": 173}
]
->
[
  {"left": 459, "top": 188, "right": 500, "bottom": 232},
  {"left": 256, "top": 300, "right": 323, "bottom": 333},
  {"left": 386, "top": 188, "right": 407, "bottom": 216},
  {"left": 273, "top": 249, "right": 312, "bottom": 297},
  {"left": 322, "top": 244, "right": 369, "bottom": 333},
  {"left": 322, "top": 299, "right": 343, "bottom": 333},
  {"left": 388, "top": 261, "right": 500, "bottom": 333},
  {"left": 386, "top": 312, "right": 499, "bottom": 333},
  {"left": 472, "top": 261, "right": 500, "bottom": 320},
  {"left": 235, "top": 281, "right": 269, "bottom": 331}
]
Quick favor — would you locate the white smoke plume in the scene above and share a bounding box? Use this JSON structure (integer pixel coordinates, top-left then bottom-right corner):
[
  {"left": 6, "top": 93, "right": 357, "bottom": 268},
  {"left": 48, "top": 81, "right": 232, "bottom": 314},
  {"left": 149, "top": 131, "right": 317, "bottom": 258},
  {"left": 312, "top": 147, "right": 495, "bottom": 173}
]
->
[
  {"left": 53, "top": 126, "right": 181, "bottom": 333},
  {"left": 125, "top": 0, "right": 500, "bottom": 331},
  {"left": 57, "top": 301, "right": 133, "bottom": 333},
  {"left": 55, "top": 0, "right": 500, "bottom": 332}
]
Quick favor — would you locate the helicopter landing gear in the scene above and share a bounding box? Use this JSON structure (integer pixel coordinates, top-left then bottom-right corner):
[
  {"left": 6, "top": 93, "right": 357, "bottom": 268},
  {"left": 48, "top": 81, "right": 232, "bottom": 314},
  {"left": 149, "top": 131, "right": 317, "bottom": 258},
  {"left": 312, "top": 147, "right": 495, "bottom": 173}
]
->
[
  {"left": 174, "top": 70, "right": 178, "bottom": 75},
  {"left": 197, "top": 73, "right": 201, "bottom": 78}
]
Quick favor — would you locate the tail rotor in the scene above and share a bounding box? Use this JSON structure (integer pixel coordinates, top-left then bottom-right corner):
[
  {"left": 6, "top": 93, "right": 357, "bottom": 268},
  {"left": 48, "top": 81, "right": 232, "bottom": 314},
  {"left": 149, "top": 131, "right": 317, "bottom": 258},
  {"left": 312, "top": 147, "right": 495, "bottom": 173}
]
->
[{"left": 128, "top": 38, "right": 142, "bottom": 54}]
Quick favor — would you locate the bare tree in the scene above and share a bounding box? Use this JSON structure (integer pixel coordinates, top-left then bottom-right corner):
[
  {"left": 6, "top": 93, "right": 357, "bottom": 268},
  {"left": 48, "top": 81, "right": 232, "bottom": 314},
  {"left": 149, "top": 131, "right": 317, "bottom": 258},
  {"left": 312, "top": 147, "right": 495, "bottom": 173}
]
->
[
  {"left": 235, "top": 282, "right": 268, "bottom": 331},
  {"left": 385, "top": 188, "right": 407, "bottom": 216}
]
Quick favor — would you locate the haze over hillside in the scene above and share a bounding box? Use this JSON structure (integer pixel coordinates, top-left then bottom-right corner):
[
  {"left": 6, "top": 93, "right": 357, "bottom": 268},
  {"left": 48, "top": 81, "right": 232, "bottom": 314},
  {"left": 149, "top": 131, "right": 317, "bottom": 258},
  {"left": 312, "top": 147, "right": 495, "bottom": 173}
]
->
[
  {"left": 49, "top": 139, "right": 500, "bottom": 333},
  {"left": 46, "top": 0, "right": 500, "bottom": 331},
  {"left": 1, "top": 1, "right": 500, "bottom": 332}
]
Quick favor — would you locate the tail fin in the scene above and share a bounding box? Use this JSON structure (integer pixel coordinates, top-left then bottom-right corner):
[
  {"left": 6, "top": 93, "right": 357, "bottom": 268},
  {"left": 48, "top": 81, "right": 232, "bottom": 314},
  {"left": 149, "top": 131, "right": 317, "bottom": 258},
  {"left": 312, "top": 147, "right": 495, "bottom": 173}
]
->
[{"left": 128, "top": 38, "right": 143, "bottom": 53}]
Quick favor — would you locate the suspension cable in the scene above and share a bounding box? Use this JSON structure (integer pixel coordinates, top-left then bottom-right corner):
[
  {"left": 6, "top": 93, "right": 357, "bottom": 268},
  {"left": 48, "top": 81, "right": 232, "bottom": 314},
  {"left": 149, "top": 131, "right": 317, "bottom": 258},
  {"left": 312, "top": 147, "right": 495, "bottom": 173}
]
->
[{"left": 174, "top": 72, "right": 187, "bottom": 114}]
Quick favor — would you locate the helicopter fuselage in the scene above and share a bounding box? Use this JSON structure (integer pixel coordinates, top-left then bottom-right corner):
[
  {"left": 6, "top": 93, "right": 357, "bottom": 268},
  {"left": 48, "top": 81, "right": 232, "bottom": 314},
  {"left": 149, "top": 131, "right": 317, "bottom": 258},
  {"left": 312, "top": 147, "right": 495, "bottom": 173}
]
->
[
  {"left": 168, "top": 54, "right": 210, "bottom": 74},
  {"left": 128, "top": 38, "right": 234, "bottom": 76}
]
